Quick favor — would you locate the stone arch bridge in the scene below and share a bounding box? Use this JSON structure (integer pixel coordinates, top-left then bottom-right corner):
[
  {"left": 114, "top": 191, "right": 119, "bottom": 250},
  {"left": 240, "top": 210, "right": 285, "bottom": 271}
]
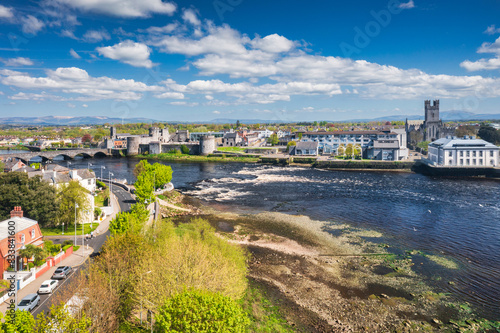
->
[{"left": 0, "top": 148, "right": 113, "bottom": 164}]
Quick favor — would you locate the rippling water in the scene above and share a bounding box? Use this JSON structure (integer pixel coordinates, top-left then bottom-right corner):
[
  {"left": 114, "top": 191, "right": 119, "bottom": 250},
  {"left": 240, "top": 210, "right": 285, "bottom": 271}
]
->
[{"left": 61, "top": 158, "right": 500, "bottom": 320}]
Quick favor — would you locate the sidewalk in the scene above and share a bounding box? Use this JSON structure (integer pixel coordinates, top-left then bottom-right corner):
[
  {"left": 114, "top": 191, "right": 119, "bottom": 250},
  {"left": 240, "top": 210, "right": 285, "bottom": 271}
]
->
[{"left": 0, "top": 193, "right": 120, "bottom": 314}]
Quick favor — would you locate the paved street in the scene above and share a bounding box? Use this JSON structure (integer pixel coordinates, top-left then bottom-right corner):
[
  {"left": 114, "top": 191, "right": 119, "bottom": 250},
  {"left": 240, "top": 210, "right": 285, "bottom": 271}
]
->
[{"left": 1, "top": 186, "right": 136, "bottom": 317}]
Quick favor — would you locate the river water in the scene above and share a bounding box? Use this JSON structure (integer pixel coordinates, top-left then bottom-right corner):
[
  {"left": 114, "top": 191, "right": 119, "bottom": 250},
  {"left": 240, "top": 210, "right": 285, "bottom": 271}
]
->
[{"left": 29, "top": 156, "right": 500, "bottom": 320}]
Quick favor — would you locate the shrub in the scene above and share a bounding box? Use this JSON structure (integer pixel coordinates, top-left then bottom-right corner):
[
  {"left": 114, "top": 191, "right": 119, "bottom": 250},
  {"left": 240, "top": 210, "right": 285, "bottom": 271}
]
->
[
  {"left": 62, "top": 244, "right": 73, "bottom": 252},
  {"left": 27, "top": 262, "right": 34, "bottom": 270},
  {"left": 34, "top": 260, "right": 45, "bottom": 267},
  {"left": 180, "top": 144, "right": 190, "bottom": 155},
  {"left": 62, "top": 240, "right": 73, "bottom": 247},
  {"left": 96, "top": 180, "right": 107, "bottom": 189},
  {"left": 155, "top": 290, "right": 249, "bottom": 333},
  {"left": 94, "top": 207, "right": 102, "bottom": 220}
]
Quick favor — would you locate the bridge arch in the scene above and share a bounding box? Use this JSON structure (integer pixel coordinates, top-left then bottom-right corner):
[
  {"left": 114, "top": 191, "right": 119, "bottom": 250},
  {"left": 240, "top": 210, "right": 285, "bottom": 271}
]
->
[
  {"left": 93, "top": 151, "right": 108, "bottom": 158},
  {"left": 52, "top": 154, "right": 73, "bottom": 161},
  {"left": 74, "top": 152, "right": 93, "bottom": 159}
]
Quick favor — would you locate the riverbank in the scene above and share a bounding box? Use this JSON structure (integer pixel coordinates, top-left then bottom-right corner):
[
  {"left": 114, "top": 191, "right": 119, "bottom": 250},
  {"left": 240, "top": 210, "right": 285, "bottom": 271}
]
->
[
  {"left": 163, "top": 191, "right": 499, "bottom": 332},
  {"left": 135, "top": 152, "right": 260, "bottom": 163}
]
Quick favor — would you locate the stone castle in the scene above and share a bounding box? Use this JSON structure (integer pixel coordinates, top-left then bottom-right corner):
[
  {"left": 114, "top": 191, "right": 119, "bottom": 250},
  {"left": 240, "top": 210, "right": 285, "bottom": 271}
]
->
[{"left": 105, "top": 127, "right": 216, "bottom": 156}]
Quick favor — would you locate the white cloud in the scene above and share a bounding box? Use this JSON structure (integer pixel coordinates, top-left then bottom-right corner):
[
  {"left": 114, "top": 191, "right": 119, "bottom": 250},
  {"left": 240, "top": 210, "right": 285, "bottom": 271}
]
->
[
  {"left": 70, "top": 49, "right": 81, "bottom": 59},
  {"left": 251, "top": 34, "right": 294, "bottom": 53},
  {"left": 2, "top": 57, "right": 34, "bottom": 67},
  {"left": 21, "top": 15, "right": 45, "bottom": 35},
  {"left": 478, "top": 36, "right": 500, "bottom": 55},
  {"left": 61, "top": 30, "right": 78, "bottom": 39},
  {"left": 0, "top": 67, "right": 163, "bottom": 101},
  {"left": 0, "top": 5, "right": 14, "bottom": 18},
  {"left": 169, "top": 101, "right": 198, "bottom": 106},
  {"left": 143, "top": 23, "right": 178, "bottom": 35},
  {"left": 83, "top": 29, "right": 111, "bottom": 43},
  {"left": 9, "top": 91, "right": 64, "bottom": 101},
  {"left": 182, "top": 8, "right": 200, "bottom": 26},
  {"left": 460, "top": 57, "right": 500, "bottom": 71},
  {"left": 82, "top": 104, "right": 88, "bottom": 107},
  {"left": 154, "top": 92, "right": 185, "bottom": 99},
  {"left": 484, "top": 25, "right": 500, "bottom": 35},
  {"left": 96, "top": 40, "right": 155, "bottom": 68},
  {"left": 67, "top": 103, "right": 76, "bottom": 108},
  {"left": 212, "top": 110, "right": 220, "bottom": 114},
  {"left": 205, "top": 95, "right": 214, "bottom": 100},
  {"left": 54, "top": 0, "right": 176, "bottom": 18},
  {"left": 398, "top": 0, "right": 415, "bottom": 9}
]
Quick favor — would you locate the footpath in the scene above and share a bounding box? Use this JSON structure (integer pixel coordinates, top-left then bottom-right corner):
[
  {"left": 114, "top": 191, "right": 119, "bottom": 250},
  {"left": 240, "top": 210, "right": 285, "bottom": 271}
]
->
[{"left": 0, "top": 194, "right": 120, "bottom": 314}]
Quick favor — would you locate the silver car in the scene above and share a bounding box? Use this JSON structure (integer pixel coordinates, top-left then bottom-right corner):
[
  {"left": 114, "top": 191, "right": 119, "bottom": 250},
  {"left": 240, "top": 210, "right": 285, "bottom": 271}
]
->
[
  {"left": 16, "top": 293, "right": 40, "bottom": 312},
  {"left": 51, "top": 266, "right": 72, "bottom": 280}
]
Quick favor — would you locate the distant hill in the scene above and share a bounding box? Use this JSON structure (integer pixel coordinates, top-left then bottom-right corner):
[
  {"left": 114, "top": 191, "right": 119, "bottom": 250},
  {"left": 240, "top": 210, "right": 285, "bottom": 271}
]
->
[{"left": 0, "top": 116, "right": 161, "bottom": 125}]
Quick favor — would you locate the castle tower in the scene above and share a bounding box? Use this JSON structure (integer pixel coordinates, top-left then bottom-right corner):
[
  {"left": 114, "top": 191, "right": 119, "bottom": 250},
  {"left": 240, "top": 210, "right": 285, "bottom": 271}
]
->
[
  {"left": 425, "top": 100, "right": 439, "bottom": 123},
  {"left": 110, "top": 126, "right": 117, "bottom": 138},
  {"left": 149, "top": 127, "right": 160, "bottom": 141}
]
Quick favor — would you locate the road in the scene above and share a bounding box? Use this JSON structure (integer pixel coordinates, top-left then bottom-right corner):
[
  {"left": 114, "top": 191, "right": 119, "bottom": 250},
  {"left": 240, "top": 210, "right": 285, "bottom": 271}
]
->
[{"left": 31, "top": 186, "right": 135, "bottom": 317}]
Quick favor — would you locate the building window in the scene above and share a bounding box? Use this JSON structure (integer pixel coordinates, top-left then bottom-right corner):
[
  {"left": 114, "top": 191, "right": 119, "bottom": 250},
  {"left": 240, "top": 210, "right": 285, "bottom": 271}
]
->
[
  {"left": 466, "top": 151, "right": 470, "bottom": 157},
  {"left": 31, "top": 229, "right": 35, "bottom": 239},
  {"left": 448, "top": 160, "right": 452, "bottom": 165},
  {"left": 20, "top": 234, "right": 25, "bottom": 243},
  {"left": 479, "top": 151, "right": 483, "bottom": 157},
  {"left": 88, "top": 179, "right": 91, "bottom": 185},
  {"left": 479, "top": 159, "right": 483, "bottom": 165},
  {"left": 460, "top": 159, "right": 464, "bottom": 165},
  {"left": 490, "top": 151, "right": 494, "bottom": 157},
  {"left": 472, "top": 151, "right": 476, "bottom": 157},
  {"left": 460, "top": 151, "right": 463, "bottom": 157},
  {"left": 466, "top": 159, "right": 470, "bottom": 165},
  {"left": 473, "top": 159, "right": 476, "bottom": 165},
  {"left": 448, "top": 151, "right": 452, "bottom": 157}
]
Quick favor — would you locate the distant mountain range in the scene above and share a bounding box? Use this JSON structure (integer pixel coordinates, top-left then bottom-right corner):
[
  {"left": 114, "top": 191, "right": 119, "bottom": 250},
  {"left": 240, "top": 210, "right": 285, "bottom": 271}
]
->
[{"left": 0, "top": 111, "right": 499, "bottom": 126}]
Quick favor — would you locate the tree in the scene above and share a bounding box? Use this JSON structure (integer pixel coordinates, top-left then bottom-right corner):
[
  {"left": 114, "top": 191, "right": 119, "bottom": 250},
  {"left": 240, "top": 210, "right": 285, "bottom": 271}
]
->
[
  {"left": 267, "top": 134, "right": 279, "bottom": 146},
  {"left": 0, "top": 173, "right": 58, "bottom": 227},
  {"left": 34, "top": 303, "right": 91, "bottom": 333},
  {"left": 57, "top": 181, "right": 91, "bottom": 228},
  {"left": 180, "top": 144, "right": 190, "bottom": 155},
  {"left": 82, "top": 133, "right": 92, "bottom": 143},
  {"left": 298, "top": 132, "right": 303, "bottom": 140},
  {"left": 0, "top": 309, "right": 35, "bottom": 332},
  {"left": 345, "top": 144, "right": 354, "bottom": 157},
  {"left": 19, "top": 244, "right": 46, "bottom": 269},
  {"left": 155, "top": 290, "right": 249, "bottom": 333},
  {"left": 134, "top": 160, "right": 173, "bottom": 196},
  {"left": 286, "top": 141, "right": 296, "bottom": 151},
  {"left": 134, "top": 170, "right": 155, "bottom": 205},
  {"left": 109, "top": 203, "right": 149, "bottom": 235},
  {"left": 478, "top": 125, "right": 500, "bottom": 144}
]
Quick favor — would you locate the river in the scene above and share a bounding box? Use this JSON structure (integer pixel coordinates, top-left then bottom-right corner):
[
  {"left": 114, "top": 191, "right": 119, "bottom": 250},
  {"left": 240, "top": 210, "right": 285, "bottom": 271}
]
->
[{"left": 39, "top": 156, "right": 500, "bottom": 320}]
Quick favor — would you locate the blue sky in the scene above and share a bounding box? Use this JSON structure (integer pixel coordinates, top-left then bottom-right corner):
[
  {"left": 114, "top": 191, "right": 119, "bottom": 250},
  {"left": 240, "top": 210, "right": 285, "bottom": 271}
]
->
[{"left": 1, "top": 0, "right": 500, "bottom": 122}]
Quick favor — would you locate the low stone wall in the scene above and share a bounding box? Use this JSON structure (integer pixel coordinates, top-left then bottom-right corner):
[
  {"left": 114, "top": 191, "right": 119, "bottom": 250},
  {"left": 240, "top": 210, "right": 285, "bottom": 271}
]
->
[{"left": 315, "top": 160, "right": 415, "bottom": 170}]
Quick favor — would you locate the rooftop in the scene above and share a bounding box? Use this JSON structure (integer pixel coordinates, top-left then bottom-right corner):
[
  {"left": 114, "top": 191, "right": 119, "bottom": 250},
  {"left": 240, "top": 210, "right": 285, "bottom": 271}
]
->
[{"left": 429, "top": 137, "right": 499, "bottom": 148}]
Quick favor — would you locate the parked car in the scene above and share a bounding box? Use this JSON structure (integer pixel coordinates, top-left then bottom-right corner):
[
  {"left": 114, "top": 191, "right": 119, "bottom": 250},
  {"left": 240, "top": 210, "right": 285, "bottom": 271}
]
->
[
  {"left": 38, "top": 279, "right": 59, "bottom": 294},
  {"left": 16, "top": 293, "right": 40, "bottom": 312},
  {"left": 51, "top": 266, "right": 73, "bottom": 279}
]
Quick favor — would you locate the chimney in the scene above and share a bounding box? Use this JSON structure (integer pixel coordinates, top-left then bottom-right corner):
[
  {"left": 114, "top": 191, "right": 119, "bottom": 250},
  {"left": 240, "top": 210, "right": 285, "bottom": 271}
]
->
[{"left": 10, "top": 206, "right": 23, "bottom": 218}]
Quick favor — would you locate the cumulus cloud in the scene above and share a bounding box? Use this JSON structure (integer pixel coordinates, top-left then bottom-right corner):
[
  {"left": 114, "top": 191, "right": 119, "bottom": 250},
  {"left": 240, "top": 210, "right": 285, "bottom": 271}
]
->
[
  {"left": 477, "top": 36, "right": 500, "bottom": 55},
  {"left": 398, "top": 0, "right": 415, "bottom": 9},
  {"left": 83, "top": 29, "right": 111, "bottom": 43},
  {"left": 484, "top": 25, "right": 500, "bottom": 35},
  {"left": 53, "top": 0, "right": 176, "bottom": 18},
  {"left": 212, "top": 110, "right": 220, "bottom": 114},
  {"left": 154, "top": 92, "right": 185, "bottom": 99},
  {"left": 70, "top": 49, "right": 81, "bottom": 59},
  {"left": 96, "top": 40, "right": 155, "bottom": 68},
  {"left": 460, "top": 37, "right": 500, "bottom": 71},
  {"left": 82, "top": 104, "right": 88, "bottom": 107},
  {"left": 182, "top": 8, "right": 200, "bottom": 26},
  {"left": 250, "top": 34, "right": 294, "bottom": 53},
  {"left": 2, "top": 57, "right": 34, "bottom": 67},
  {"left": 9, "top": 91, "right": 64, "bottom": 101},
  {"left": 21, "top": 15, "right": 45, "bottom": 35},
  {"left": 0, "top": 5, "right": 14, "bottom": 18},
  {"left": 143, "top": 23, "right": 178, "bottom": 35},
  {"left": 0, "top": 67, "right": 162, "bottom": 101}
]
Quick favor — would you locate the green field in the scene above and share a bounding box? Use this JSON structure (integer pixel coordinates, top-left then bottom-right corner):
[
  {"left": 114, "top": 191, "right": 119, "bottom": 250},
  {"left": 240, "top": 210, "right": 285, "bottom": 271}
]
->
[
  {"left": 216, "top": 147, "right": 246, "bottom": 152},
  {"left": 137, "top": 153, "right": 259, "bottom": 163}
]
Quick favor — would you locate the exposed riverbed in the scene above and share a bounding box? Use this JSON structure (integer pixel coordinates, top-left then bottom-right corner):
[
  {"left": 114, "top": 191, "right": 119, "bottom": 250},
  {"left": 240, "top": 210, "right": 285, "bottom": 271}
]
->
[{"left": 51, "top": 156, "right": 499, "bottom": 322}]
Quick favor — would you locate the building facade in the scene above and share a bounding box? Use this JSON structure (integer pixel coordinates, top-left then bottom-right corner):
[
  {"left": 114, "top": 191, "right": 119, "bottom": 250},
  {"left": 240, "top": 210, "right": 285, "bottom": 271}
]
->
[
  {"left": 406, "top": 100, "right": 455, "bottom": 144},
  {"left": 428, "top": 137, "right": 500, "bottom": 167},
  {"left": 0, "top": 207, "right": 44, "bottom": 273}
]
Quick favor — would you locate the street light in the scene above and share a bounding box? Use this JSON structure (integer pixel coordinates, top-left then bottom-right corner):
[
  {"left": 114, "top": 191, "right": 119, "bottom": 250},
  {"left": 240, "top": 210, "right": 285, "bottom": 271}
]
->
[
  {"left": 109, "top": 171, "right": 114, "bottom": 209},
  {"left": 88, "top": 162, "right": 93, "bottom": 171},
  {"left": 100, "top": 165, "right": 106, "bottom": 180},
  {"left": 140, "top": 270, "right": 152, "bottom": 325},
  {"left": 74, "top": 202, "right": 79, "bottom": 245}
]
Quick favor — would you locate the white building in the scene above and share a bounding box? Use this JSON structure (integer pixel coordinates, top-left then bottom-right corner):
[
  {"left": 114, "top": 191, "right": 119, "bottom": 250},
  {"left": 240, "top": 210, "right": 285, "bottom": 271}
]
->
[
  {"left": 300, "top": 130, "right": 408, "bottom": 160},
  {"left": 428, "top": 136, "right": 499, "bottom": 167}
]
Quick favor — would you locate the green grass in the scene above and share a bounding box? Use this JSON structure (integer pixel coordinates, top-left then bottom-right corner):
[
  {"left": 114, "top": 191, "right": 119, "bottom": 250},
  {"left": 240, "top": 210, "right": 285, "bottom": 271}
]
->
[
  {"left": 217, "top": 147, "right": 246, "bottom": 153},
  {"left": 137, "top": 153, "right": 259, "bottom": 163},
  {"left": 94, "top": 193, "right": 109, "bottom": 207},
  {"left": 41, "top": 223, "right": 99, "bottom": 236}
]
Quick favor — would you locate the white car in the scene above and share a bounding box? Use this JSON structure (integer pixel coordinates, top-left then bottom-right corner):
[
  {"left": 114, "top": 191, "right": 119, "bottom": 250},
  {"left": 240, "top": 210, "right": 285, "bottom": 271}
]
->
[{"left": 38, "top": 279, "right": 58, "bottom": 294}]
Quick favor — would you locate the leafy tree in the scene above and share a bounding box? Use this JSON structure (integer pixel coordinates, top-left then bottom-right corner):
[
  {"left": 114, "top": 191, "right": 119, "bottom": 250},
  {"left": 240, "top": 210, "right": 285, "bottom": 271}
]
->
[
  {"left": 286, "top": 141, "right": 296, "bottom": 150},
  {"left": 57, "top": 181, "right": 91, "bottom": 228},
  {"left": 109, "top": 203, "right": 149, "bottom": 235},
  {"left": 82, "top": 133, "right": 92, "bottom": 143},
  {"left": 134, "top": 169, "right": 155, "bottom": 205},
  {"left": 0, "top": 173, "right": 58, "bottom": 227},
  {"left": 19, "top": 244, "right": 46, "bottom": 269},
  {"left": 478, "top": 125, "right": 500, "bottom": 144},
  {"left": 345, "top": 144, "right": 354, "bottom": 157},
  {"left": 298, "top": 132, "right": 303, "bottom": 140},
  {"left": 155, "top": 289, "right": 249, "bottom": 333},
  {"left": 133, "top": 160, "right": 148, "bottom": 178},
  {"left": 267, "top": 134, "right": 279, "bottom": 146},
  {"left": 34, "top": 303, "right": 91, "bottom": 333},
  {"left": 0, "top": 309, "right": 35, "bottom": 332}
]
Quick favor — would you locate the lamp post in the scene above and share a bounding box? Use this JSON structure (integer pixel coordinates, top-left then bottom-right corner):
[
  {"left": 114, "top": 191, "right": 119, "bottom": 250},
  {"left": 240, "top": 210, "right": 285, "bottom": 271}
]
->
[
  {"left": 140, "top": 270, "right": 152, "bottom": 325},
  {"left": 88, "top": 162, "right": 92, "bottom": 171},
  {"left": 109, "top": 172, "right": 114, "bottom": 209},
  {"left": 100, "top": 165, "right": 105, "bottom": 180},
  {"left": 74, "top": 203, "right": 79, "bottom": 245}
]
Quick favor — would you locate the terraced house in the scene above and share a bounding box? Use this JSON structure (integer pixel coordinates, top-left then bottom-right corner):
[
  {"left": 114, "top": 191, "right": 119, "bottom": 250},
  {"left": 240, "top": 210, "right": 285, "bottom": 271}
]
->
[{"left": 300, "top": 129, "right": 408, "bottom": 160}]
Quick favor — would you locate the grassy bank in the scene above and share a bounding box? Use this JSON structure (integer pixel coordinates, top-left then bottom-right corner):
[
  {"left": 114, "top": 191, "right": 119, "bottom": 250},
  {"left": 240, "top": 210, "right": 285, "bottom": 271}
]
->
[
  {"left": 136, "top": 152, "right": 260, "bottom": 163},
  {"left": 41, "top": 223, "right": 99, "bottom": 236}
]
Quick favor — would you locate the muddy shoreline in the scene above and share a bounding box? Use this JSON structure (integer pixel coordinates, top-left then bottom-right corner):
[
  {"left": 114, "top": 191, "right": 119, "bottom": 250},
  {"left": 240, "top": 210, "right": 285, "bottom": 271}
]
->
[{"left": 166, "top": 193, "right": 497, "bottom": 332}]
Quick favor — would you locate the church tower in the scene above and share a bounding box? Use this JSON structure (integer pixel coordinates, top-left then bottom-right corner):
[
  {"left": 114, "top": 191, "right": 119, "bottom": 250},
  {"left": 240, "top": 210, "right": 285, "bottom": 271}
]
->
[{"left": 424, "top": 100, "right": 441, "bottom": 142}]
